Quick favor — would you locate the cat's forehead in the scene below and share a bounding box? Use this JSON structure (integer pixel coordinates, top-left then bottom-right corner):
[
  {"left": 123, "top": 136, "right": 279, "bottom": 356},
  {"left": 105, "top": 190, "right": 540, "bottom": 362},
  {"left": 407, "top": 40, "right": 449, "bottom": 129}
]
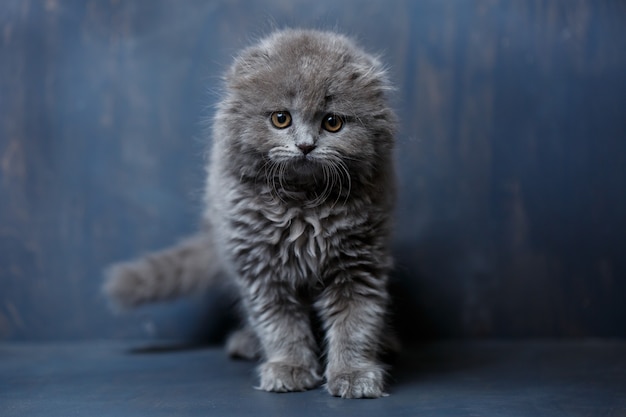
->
[
  {"left": 243, "top": 32, "right": 357, "bottom": 88},
  {"left": 228, "top": 30, "right": 388, "bottom": 112}
]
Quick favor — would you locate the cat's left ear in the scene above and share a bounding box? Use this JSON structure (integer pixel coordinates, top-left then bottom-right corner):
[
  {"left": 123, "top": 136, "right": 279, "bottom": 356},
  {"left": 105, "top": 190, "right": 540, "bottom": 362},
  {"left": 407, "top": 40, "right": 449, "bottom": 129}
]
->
[{"left": 346, "top": 58, "right": 393, "bottom": 93}]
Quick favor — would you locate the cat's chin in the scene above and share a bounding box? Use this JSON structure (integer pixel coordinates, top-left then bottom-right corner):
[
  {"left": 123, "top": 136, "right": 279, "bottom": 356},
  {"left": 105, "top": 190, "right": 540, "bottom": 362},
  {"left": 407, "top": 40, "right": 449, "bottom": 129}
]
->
[
  {"left": 277, "top": 157, "right": 327, "bottom": 188},
  {"left": 288, "top": 156, "right": 323, "bottom": 175}
]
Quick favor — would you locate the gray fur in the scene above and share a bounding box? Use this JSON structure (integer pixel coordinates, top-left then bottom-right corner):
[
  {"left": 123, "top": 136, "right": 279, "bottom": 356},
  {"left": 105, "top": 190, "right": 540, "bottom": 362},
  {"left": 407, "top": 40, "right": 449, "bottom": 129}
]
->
[
  {"left": 104, "top": 233, "right": 224, "bottom": 310},
  {"left": 104, "top": 29, "right": 396, "bottom": 398}
]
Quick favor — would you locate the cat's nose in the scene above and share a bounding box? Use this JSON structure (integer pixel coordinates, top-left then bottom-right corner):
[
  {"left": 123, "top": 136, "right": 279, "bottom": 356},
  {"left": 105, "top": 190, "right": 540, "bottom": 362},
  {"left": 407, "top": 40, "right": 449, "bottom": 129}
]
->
[{"left": 297, "top": 143, "right": 316, "bottom": 155}]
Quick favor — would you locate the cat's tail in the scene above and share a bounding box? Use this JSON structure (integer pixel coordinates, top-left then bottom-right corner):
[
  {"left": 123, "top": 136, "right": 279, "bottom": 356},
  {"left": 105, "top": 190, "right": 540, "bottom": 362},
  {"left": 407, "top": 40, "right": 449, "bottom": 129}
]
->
[{"left": 103, "top": 233, "right": 225, "bottom": 310}]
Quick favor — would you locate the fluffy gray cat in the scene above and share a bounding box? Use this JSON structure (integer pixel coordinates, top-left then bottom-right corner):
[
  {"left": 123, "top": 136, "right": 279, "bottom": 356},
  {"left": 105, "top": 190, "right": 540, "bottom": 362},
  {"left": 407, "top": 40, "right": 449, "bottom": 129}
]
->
[{"left": 104, "top": 29, "right": 396, "bottom": 399}]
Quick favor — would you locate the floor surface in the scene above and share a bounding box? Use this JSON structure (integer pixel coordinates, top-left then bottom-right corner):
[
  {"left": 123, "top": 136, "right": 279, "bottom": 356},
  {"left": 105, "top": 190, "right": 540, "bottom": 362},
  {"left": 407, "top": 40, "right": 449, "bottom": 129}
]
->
[{"left": 1, "top": 340, "right": 625, "bottom": 416}]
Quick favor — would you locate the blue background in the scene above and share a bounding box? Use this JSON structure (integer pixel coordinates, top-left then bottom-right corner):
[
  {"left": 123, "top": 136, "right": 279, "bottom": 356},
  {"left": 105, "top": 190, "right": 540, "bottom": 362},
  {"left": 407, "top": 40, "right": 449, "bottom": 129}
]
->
[{"left": 1, "top": 0, "right": 625, "bottom": 342}]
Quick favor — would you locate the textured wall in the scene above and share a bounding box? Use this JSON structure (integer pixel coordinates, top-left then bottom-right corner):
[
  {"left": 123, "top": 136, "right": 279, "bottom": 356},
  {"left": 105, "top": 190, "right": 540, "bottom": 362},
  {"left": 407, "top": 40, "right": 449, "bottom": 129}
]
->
[{"left": 1, "top": 0, "right": 625, "bottom": 341}]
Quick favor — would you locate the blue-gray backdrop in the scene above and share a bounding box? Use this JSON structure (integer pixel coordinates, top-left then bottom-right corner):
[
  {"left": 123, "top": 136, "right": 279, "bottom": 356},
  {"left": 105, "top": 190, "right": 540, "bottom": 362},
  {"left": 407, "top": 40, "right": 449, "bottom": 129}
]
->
[{"left": 1, "top": 0, "right": 625, "bottom": 342}]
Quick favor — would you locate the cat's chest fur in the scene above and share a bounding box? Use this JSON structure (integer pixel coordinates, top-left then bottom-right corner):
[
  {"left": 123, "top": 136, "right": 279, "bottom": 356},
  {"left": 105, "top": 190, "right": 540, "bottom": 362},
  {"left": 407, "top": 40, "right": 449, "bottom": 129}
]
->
[{"left": 218, "top": 183, "right": 366, "bottom": 286}]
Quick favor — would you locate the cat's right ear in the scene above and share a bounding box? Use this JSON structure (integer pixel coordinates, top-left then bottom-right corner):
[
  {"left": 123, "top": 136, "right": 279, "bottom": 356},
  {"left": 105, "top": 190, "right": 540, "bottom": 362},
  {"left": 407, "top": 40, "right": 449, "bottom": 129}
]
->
[{"left": 229, "top": 47, "right": 271, "bottom": 80}]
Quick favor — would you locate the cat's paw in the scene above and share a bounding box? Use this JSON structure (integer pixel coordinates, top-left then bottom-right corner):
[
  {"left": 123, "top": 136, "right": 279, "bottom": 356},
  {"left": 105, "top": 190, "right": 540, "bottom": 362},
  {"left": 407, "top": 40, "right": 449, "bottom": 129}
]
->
[
  {"left": 326, "top": 366, "right": 387, "bottom": 398},
  {"left": 226, "top": 328, "right": 261, "bottom": 360},
  {"left": 257, "top": 362, "right": 322, "bottom": 392}
]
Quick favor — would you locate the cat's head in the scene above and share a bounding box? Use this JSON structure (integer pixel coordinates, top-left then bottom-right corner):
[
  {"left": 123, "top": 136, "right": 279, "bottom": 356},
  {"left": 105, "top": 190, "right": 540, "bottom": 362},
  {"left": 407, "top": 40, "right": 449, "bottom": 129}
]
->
[{"left": 214, "top": 29, "right": 395, "bottom": 202}]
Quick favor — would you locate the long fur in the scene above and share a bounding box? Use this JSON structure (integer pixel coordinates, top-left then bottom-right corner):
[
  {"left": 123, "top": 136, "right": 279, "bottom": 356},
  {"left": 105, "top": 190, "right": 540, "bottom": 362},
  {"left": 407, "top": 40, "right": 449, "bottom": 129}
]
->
[
  {"left": 104, "top": 29, "right": 396, "bottom": 398},
  {"left": 104, "top": 232, "right": 224, "bottom": 310}
]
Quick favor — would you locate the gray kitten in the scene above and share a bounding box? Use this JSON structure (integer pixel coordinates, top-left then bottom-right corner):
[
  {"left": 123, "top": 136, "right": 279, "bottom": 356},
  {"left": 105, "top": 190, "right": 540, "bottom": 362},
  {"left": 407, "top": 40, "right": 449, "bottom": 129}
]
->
[{"left": 105, "top": 29, "right": 396, "bottom": 399}]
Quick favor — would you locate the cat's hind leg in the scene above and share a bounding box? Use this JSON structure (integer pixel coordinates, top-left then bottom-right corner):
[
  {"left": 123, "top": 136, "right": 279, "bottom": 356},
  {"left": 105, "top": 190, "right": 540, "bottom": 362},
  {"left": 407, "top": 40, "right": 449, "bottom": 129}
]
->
[{"left": 226, "top": 325, "right": 261, "bottom": 360}]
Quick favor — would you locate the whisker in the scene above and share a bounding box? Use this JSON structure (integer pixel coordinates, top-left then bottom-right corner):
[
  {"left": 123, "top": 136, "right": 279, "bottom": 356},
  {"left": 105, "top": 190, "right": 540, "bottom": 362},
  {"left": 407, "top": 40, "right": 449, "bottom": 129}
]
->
[
  {"left": 336, "top": 159, "right": 352, "bottom": 206},
  {"left": 269, "top": 161, "right": 287, "bottom": 204},
  {"left": 321, "top": 164, "right": 333, "bottom": 207},
  {"left": 330, "top": 162, "right": 342, "bottom": 209}
]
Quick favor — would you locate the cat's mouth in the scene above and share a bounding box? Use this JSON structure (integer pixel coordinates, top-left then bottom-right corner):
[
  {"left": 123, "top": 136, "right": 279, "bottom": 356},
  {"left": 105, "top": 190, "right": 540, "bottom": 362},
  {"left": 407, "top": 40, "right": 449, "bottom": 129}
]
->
[
  {"left": 286, "top": 155, "right": 323, "bottom": 176},
  {"left": 265, "top": 147, "right": 351, "bottom": 192},
  {"left": 263, "top": 150, "right": 352, "bottom": 206},
  {"left": 264, "top": 153, "right": 325, "bottom": 186}
]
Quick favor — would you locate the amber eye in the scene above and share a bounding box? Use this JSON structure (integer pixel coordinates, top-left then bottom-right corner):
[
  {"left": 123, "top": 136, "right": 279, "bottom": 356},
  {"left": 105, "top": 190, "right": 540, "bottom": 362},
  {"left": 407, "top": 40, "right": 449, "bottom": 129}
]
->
[
  {"left": 270, "top": 111, "right": 292, "bottom": 129},
  {"left": 322, "top": 114, "right": 343, "bottom": 133}
]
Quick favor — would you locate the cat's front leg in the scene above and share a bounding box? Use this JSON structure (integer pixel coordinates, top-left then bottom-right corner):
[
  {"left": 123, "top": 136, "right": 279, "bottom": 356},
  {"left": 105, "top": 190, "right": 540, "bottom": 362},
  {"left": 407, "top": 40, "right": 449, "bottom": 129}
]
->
[
  {"left": 242, "top": 282, "right": 322, "bottom": 392},
  {"left": 317, "top": 270, "right": 390, "bottom": 398}
]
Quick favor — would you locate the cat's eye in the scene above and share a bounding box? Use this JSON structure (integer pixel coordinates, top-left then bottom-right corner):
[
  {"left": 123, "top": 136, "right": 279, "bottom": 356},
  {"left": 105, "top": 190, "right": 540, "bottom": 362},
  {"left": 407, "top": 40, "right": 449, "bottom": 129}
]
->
[
  {"left": 270, "top": 111, "right": 292, "bottom": 129},
  {"left": 322, "top": 114, "right": 343, "bottom": 133}
]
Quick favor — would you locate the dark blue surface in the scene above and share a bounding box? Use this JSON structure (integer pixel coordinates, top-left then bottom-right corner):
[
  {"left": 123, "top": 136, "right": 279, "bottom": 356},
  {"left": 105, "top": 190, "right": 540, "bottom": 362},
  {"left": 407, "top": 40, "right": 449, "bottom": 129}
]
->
[
  {"left": 1, "top": 1, "right": 625, "bottom": 341},
  {"left": 1, "top": 340, "right": 625, "bottom": 416}
]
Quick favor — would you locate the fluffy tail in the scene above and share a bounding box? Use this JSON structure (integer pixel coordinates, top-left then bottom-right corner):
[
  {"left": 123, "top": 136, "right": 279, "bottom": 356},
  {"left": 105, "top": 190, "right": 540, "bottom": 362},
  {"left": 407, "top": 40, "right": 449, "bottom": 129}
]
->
[{"left": 103, "top": 233, "right": 225, "bottom": 310}]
